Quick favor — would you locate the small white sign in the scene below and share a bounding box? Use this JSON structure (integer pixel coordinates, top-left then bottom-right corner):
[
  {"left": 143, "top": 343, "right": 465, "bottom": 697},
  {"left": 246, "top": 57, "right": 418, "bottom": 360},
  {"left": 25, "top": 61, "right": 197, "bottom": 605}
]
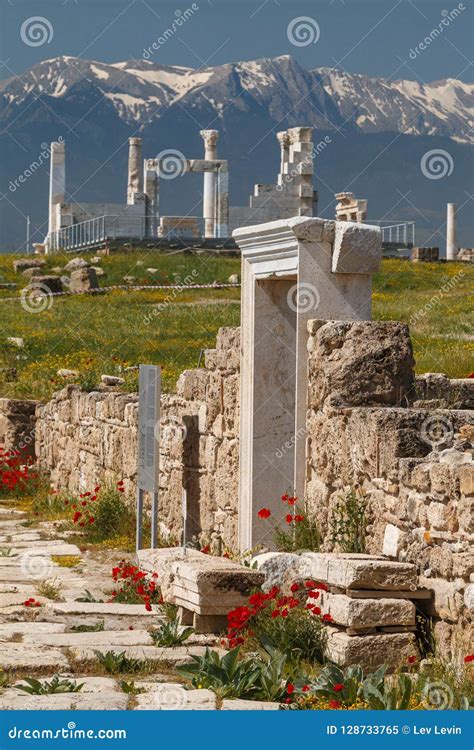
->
[{"left": 137, "top": 364, "right": 161, "bottom": 493}]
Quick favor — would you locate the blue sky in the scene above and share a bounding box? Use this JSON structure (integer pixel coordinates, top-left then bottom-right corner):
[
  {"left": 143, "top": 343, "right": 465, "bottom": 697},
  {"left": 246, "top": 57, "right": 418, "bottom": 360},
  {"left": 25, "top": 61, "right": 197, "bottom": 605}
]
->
[{"left": 0, "top": 0, "right": 472, "bottom": 83}]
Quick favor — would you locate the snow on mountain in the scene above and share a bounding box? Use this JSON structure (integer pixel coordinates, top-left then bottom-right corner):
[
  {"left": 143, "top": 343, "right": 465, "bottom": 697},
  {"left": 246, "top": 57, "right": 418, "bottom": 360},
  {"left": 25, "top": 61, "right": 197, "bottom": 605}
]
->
[
  {"left": 314, "top": 67, "right": 473, "bottom": 144},
  {"left": 1, "top": 55, "right": 472, "bottom": 142}
]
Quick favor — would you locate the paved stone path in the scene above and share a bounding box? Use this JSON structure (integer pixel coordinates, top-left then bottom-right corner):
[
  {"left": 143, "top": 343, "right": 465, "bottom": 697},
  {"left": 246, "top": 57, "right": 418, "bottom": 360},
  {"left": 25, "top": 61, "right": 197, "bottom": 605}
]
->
[{"left": 0, "top": 501, "right": 280, "bottom": 710}]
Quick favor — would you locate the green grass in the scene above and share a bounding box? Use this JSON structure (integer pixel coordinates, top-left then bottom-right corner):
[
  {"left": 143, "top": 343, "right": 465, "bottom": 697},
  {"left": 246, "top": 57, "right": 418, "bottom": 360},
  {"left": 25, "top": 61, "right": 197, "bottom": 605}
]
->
[{"left": 0, "top": 252, "right": 472, "bottom": 402}]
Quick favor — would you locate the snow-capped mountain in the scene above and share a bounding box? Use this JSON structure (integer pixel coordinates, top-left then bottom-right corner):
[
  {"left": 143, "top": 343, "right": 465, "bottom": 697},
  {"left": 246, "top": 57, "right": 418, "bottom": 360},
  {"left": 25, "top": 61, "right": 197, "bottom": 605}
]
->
[
  {"left": 0, "top": 54, "right": 473, "bottom": 252},
  {"left": 1, "top": 55, "right": 472, "bottom": 142}
]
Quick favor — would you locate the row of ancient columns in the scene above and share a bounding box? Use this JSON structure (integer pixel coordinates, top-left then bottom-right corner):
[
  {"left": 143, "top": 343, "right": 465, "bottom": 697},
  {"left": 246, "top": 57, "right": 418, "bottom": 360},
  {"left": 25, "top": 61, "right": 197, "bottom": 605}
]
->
[{"left": 126, "top": 130, "right": 222, "bottom": 239}]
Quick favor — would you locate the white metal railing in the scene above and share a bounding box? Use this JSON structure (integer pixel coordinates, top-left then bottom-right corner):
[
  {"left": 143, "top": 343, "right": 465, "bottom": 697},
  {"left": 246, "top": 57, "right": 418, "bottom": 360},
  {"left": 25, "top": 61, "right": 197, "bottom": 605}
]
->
[
  {"left": 48, "top": 214, "right": 209, "bottom": 252},
  {"left": 49, "top": 215, "right": 150, "bottom": 252},
  {"left": 367, "top": 220, "right": 415, "bottom": 247}
]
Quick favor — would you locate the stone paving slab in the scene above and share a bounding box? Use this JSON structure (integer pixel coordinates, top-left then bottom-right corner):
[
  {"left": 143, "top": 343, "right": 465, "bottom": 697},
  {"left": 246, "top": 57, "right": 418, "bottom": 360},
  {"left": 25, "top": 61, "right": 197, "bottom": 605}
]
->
[
  {"left": 134, "top": 686, "right": 216, "bottom": 710},
  {"left": 0, "top": 693, "right": 128, "bottom": 710},
  {"left": 23, "top": 630, "right": 154, "bottom": 647},
  {"left": 4, "top": 676, "right": 120, "bottom": 694},
  {"left": 10, "top": 544, "right": 82, "bottom": 557},
  {"left": 0, "top": 622, "right": 67, "bottom": 638},
  {"left": 0, "top": 644, "right": 70, "bottom": 670},
  {"left": 0, "top": 567, "right": 83, "bottom": 584},
  {"left": 70, "top": 645, "right": 216, "bottom": 667},
  {"left": 47, "top": 602, "right": 160, "bottom": 616},
  {"left": 6, "top": 539, "right": 75, "bottom": 549},
  {"left": 0, "top": 534, "right": 42, "bottom": 544},
  {"left": 0, "top": 593, "right": 47, "bottom": 608}
]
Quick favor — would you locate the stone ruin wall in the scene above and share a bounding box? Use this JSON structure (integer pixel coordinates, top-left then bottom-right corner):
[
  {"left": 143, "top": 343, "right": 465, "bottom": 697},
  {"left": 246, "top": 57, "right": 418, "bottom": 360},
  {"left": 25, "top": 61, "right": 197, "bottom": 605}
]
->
[
  {"left": 32, "top": 327, "right": 240, "bottom": 549},
  {"left": 305, "top": 319, "right": 473, "bottom": 660},
  {"left": 1, "top": 320, "right": 473, "bottom": 658}
]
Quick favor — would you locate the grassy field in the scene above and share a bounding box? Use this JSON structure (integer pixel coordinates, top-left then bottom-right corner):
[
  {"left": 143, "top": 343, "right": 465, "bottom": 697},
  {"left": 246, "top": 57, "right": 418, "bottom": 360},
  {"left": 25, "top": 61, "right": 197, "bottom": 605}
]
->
[{"left": 0, "top": 250, "right": 472, "bottom": 402}]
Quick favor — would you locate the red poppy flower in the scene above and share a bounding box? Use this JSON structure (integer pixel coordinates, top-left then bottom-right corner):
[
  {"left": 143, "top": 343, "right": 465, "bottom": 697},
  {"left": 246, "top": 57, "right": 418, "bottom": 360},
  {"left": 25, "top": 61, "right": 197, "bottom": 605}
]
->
[
  {"left": 286, "top": 683, "right": 295, "bottom": 695},
  {"left": 312, "top": 606, "right": 321, "bottom": 615},
  {"left": 294, "top": 515, "right": 304, "bottom": 523},
  {"left": 257, "top": 508, "right": 271, "bottom": 519},
  {"left": 464, "top": 654, "right": 474, "bottom": 663},
  {"left": 302, "top": 685, "right": 310, "bottom": 692},
  {"left": 285, "top": 514, "right": 293, "bottom": 524},
  {"left": 408, "top": 655, "right": 417, "bottom": 664},
  {"left": 333, "top": 683, "right": 344, "bottom": 693},
  {"left": 290, "top": 583, "right": 299, "bottom": 593},
  {"left": 322, "top": 613, "right": 333, "bottom": 622},
  {"left": 305, "top": 580, "right": 316, "bottom": 588},
  {"left": 328, "top": 699, "right": 341, "bottom": 709},
  {"left": 308, "top": 590, "right": 320, "bottom": 599}
]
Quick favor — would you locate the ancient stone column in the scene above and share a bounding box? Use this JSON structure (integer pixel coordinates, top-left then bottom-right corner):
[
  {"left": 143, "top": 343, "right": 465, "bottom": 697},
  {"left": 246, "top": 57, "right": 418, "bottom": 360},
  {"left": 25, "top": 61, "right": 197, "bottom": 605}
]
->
[
  {"left": 127, "top": 137, "right": 143, "bottom": 204},
  {"left": 200, "top": 130, "right": 219, "bottom": 238},
  {"left": 446, "top": 203, "right": 457, "bottom": 260},
  {"left": 144, "top": 158, "right": 159, "bottom": 237},
  {"left": 48, "top": 140, "right": 66, "bottom": 236},
  {"left": 276, "top": 131, "right": 290, "bottom": 185}
]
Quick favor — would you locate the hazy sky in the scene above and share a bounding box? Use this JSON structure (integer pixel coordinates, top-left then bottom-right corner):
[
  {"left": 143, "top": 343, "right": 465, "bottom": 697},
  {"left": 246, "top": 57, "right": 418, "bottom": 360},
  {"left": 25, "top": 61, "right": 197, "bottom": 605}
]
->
[{"left": 1, "top": 0, "right": 472, "bottom": 83}]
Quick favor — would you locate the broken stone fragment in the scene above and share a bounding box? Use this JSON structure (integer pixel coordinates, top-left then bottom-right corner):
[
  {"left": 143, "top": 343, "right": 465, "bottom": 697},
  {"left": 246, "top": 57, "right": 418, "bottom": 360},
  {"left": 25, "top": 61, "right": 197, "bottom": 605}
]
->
[
  {"left": 101, "top": 375, "right": 125, "bottom": 386},
  {"left": 69, "top": 267, "right": 99, "bottom": 293},
  {"left": 64, "top": 257, "right": 89, "bottom": 272}
]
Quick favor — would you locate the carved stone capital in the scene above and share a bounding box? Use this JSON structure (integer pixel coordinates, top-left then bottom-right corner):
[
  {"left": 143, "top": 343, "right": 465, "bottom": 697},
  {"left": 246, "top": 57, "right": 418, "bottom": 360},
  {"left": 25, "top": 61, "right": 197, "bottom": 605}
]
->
[{"left": 200, "top": 129, "right": 219, "bottom": 146}]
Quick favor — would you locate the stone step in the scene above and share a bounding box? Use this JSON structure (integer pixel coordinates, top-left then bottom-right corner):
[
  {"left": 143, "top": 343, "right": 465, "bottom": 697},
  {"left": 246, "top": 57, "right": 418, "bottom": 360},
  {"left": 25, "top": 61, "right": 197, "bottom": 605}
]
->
[
  {"left": 0, "top": 644, "right": 70, "bottom": 670},
  {"left": 0, "top": 692, "right": 128, "bottom": 710},
  {"left": 325, "top": 629, "right": 419, "bottom": 670},
  {"left": 319, "top": 591, "right": 416, "bottom": 628},
  {"left": 0, "top": 622, "right": 67, "bottom": 638},
  {"left": 23, "top": 629, "right": 154, "bottom": 647}
]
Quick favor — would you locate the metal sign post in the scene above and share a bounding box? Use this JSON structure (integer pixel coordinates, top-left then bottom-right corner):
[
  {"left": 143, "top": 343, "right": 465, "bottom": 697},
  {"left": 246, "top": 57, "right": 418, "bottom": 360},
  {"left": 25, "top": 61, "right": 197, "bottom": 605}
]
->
[{"left": 137, "top": 364, "right": 161, "bottom": 551}]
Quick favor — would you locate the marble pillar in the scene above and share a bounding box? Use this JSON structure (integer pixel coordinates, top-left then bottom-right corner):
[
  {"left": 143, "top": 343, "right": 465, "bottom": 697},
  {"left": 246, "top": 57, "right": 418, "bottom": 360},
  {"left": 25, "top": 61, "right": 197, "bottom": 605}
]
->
[
  {"left": 200, "top": 130, "right": 219, "bottom": 238},
  {"left": 144, "top": 158, "right": 159, "bottom": 237},
  {"left": 48, "top": 141, "right": 66, "bottom": 236},
  {"left": 446, "top": 203, "right": 457, "bottom": 260},
  {"left": 127, "top": 137, "right": 143, "bottom": 204},
  {"left": 277, "top": 131, "right": 290, "bottom": 185}
]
